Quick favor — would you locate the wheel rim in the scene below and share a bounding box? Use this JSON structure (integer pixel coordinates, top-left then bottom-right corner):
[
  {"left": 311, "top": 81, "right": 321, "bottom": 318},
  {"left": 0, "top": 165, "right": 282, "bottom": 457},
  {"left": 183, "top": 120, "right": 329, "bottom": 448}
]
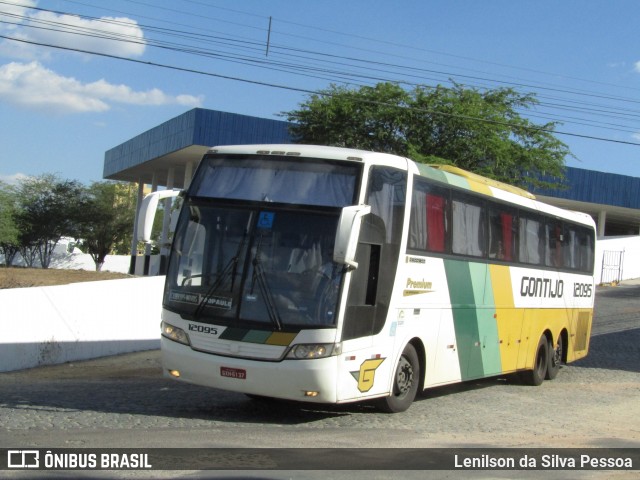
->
[{"left": 394, "top": 356, "right": 414, "bottom": 398}]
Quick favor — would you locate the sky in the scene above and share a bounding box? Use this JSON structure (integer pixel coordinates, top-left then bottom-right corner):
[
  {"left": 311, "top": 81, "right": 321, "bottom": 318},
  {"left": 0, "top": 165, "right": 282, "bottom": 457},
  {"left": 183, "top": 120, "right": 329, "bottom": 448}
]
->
[{"left": 2, "top": 0, "right": 640, "bottom": 185}]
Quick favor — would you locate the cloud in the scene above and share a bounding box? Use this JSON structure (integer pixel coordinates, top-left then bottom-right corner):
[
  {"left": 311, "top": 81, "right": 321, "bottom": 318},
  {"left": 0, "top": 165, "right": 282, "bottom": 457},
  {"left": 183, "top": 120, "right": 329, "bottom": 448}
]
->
[
  {"left": 0, "top": 61, "right": 203, "bottom": 113},
  {"left": 0, "top": 173, "right": 30, "bottom": 186},
  {"left": 634, "top": 61, "right": 640, "bottom": 74},
  {"left": 0, "top": 2, "right": 146, "bottom": 59},
  {"left": 0, "top": 0, "right": 36, "bottom": 21}
]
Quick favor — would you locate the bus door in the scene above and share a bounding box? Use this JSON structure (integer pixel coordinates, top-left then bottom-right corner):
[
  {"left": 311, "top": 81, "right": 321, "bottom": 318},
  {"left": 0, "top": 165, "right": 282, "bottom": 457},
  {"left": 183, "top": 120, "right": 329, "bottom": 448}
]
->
[{"left": 337, "top": 167, "right": 407, "bottom": 400}]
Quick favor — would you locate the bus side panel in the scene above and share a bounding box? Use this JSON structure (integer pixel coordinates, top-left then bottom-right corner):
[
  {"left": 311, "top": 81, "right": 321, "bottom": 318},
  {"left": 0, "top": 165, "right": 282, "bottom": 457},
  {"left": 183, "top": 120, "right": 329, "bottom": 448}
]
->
[
  {"left": 471, "top": 262, "right": 502, "bottom": 376},
  {"left": 398, "top": 257, "right": 462, "bottom": 387},
  {"left": 488, "top": 264, "right": 524, "bottom": 373},
  {"left": 428, "top": 308, "right": 463, "bottom": 386},
  {"left": 566, "top": 309, "right": 593, "bottom": 362},
  {"left": 520, "top": 308, "right": 569, "bottom": 370},
  {"left": 335, "top": 336, "right": 396, "bottom": 402},
  {"left": 443, "top": 260, "right": 502, "bottom": 380},
  {"left": 510, "top": 267, "right": 595, "bottom": 368}
]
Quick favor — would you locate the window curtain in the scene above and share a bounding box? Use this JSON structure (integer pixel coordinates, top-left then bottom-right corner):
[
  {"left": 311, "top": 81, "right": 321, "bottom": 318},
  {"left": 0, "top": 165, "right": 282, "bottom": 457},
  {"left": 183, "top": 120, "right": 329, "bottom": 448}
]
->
[
  {"left": 452, "top": 200, "right": 483, "bottom": 256},
  {"left": 500, "top": 212, "right": 514, "bottom": 261},
  {"left": 427, "top": 194, "right": 446, "bottom": 252},
  {"left": 519, "top": 217, "right": 542, "bottom": 264},
  {"left": 409, "top": 189, "right": 427, "bottom": 249}
]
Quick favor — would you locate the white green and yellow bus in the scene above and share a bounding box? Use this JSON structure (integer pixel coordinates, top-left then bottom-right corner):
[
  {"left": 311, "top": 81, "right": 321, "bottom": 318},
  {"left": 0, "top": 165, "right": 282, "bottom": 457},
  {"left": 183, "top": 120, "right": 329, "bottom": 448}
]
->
[{"left": 138, "top": 144, "right": 596, "bottom": 413}]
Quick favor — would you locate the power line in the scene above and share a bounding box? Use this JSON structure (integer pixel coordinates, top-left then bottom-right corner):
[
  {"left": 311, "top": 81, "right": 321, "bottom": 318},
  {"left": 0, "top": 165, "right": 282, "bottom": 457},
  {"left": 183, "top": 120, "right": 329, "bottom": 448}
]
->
[
  {"left": 6, "top": 0, "right": 638, "bottom": 111},
  {"left": 50, "top": 0, "right": 640, "bottom": 105},
  {"left": 3, "top": 1, "right": 640, "bottom": 145},
  {"left": 3, "top": 33, "right": 640, "bottom": 148}
]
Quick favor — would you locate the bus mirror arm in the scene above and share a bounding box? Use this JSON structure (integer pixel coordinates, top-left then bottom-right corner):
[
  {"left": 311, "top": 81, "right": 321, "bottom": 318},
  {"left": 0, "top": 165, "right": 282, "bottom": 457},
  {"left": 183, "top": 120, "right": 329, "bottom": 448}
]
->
[
  {"left": 137, "top": 190, "right": 182, "bottom": 243},
  {"left": 333, "top": 204, "right": 372, "bottom": 270}
]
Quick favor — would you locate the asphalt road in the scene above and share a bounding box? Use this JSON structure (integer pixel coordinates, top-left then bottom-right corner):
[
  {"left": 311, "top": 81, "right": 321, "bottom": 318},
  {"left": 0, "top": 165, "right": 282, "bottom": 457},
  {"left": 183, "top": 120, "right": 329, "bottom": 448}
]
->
[{"left": 1, "top": 284, "right": 639, "bottom": 479}]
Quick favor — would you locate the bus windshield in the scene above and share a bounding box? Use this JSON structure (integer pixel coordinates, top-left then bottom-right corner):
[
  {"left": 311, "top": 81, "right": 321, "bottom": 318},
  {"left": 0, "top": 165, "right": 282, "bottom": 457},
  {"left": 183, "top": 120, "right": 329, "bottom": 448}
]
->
[
  {"left": 163, "top": 155, "right": 361, "bottom": 329},
  {"left": 189, "top": 155, "right": 358, "bottom": 207}
]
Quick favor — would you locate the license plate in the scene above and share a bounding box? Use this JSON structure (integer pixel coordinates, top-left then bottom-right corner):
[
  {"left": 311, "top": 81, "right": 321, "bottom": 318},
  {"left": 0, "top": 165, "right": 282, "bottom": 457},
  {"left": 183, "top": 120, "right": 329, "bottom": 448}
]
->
[{"left": 220, "top": 366, "right": 246, "bottom": 380}]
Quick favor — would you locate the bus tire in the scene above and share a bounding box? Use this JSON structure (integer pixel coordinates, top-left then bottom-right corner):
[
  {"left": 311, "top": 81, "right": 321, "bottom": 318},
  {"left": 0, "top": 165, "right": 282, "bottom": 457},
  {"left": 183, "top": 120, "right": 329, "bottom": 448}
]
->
[
  {"left": 522, "top": 335, "right": 548, "bottom": 386},
  {"left": 377, "top": 343, "right": 420, "bottom": 413},
  {"left": 546, "top": 335, "right": 563, "bottom": 380}
]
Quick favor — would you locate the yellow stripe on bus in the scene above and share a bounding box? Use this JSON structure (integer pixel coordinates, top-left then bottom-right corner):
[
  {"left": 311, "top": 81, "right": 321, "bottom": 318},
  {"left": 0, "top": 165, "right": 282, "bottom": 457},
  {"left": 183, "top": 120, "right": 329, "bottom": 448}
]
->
[{"left": 488, "top": 264, "right": 522, "bottom": 372}]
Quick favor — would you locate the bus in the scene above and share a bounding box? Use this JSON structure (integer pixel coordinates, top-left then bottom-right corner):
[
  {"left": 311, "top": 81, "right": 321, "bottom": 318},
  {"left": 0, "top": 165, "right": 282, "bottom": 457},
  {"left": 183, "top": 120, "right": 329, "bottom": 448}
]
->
[{"left": 138, "top": 144, "right": 596, "bottom": 413}]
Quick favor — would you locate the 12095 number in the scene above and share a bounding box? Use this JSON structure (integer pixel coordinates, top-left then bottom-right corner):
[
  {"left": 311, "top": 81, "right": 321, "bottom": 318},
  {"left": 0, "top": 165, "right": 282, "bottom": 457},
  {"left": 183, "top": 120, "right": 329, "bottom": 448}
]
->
[{"left": 188, "top": 324, "right": 218, "bottom": 335}]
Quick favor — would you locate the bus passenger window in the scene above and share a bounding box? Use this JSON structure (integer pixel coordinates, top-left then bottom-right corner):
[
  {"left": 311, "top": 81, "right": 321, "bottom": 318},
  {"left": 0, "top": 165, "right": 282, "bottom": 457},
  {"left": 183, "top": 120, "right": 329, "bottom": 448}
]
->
[
  {"left": 545, "top": 220, "right": 564, "bottom": 268},
  {"left": 488, "top": 208, "right": 517, "bottom": 262},
  {"left": 575, "top": 227, "right": 595, "bottom": 273},
  {"left": 563, "top": 226, "right": 577, "bottom": 269},
  {"left": 408, "top": 179, "right": 448, "bottom": 254},
  {"left": 451, "top": 195, "right": 485, "bottom": 257},
  {"left": 427, "top": 194, "right": 447, "bottom": 253},
  {"left": 519, "top": 215, "right": 544, "bottom": 265}
]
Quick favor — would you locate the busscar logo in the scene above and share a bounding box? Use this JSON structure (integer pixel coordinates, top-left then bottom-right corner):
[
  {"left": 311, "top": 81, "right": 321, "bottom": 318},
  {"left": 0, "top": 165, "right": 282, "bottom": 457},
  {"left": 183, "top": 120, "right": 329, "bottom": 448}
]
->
[{"left": 8, "top": 450, "right": 39, "bottom": 468}]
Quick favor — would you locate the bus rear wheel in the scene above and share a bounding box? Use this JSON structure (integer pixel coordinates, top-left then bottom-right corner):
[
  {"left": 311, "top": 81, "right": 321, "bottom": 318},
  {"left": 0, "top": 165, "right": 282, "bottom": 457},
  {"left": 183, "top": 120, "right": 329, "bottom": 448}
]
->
[
  {"left": 521, "top": 335, "right": 548, "bottom": 386},
  {"left": 377, "top": 344, "right": 419, "bottom": 413}
]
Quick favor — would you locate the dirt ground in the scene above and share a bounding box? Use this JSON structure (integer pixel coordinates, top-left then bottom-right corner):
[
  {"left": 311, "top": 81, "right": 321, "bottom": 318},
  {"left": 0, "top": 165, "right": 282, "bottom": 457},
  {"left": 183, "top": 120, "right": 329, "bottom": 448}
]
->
[{"left": 0, "top": 267, "right": 132, "bottom": 289}]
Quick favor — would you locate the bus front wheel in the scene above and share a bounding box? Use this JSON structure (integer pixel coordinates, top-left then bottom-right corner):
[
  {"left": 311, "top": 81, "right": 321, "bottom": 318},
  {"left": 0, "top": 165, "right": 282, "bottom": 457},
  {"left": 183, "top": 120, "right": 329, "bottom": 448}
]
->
[
  {"left": 377, "top": 343, "right": 420, "bottom": 413},
  {"left": 522, "top": 335, "right": 548, "bottom": 386}
]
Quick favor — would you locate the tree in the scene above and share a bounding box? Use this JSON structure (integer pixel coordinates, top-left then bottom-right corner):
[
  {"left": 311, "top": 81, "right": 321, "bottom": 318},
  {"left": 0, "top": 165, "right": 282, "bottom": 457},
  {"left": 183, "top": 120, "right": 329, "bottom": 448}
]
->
[
  {"left": 15, "top": 174, "right": 86, "bottom": 269},
  {"left": 0, "top": 181, "right": 20, "bottom": 266},
  {"left": 284, "top": 82, "right": 570, "bottom": 189},
  {"left": 77, "top": 181, "right": 136, "bottom": 271}
]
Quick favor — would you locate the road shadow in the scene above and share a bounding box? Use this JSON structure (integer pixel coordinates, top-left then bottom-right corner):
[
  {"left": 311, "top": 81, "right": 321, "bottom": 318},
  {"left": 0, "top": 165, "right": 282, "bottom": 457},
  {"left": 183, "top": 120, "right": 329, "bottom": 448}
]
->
[
  {"left": 573, "top": 326, "right": 640, "bottom": 373},
  {"left": 0, "top": 355, "right": 521, "bottom": 426}
]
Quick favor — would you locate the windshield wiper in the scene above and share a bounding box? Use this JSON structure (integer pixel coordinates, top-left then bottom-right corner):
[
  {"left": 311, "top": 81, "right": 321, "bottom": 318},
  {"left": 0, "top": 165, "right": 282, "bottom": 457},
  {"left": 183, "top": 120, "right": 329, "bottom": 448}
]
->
[
  {"left": 191, "top": 255, "right": 239, "bottom": 320},
  {"left": 191, "top": 215, "right": 250, "bottom": 319},
  {"left": 250, "top": 237, "right": 283, "bottom": 331}
]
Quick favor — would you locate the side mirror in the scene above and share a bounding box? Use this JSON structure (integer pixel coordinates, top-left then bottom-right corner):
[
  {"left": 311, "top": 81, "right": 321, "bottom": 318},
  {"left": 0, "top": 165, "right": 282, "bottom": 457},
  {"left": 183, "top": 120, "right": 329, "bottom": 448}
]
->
[
  {"left": 333, "top": 204, "right": 371, "bottom": 269},
  {"left": 137, "top": 190, "right": 181, "bottom": 243}
]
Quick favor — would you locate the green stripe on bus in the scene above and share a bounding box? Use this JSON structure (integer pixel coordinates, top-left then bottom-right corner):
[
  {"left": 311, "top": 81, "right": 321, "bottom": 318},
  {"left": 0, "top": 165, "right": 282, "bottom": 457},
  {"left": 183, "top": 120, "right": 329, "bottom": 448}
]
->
[
  {"left": 469, "top": 263, "right": 502, "bottom": 376},
  {"left": 416, "top": 164, "right": 448, "bottom": 184},
  {"left": 444, "top": 260, "right": 502, "bottom": 379},
  {"left": 243, "top": 329, "right": 272, "bottom": 343},
  {"left": 441, "top": 171, "right": 469, "bottom": 190},
  {"left": 219, "top": 327, "right": 248, "bottom": 341},
  {"left": 444, "top": 259, "right": 484, "bottom": 380}
]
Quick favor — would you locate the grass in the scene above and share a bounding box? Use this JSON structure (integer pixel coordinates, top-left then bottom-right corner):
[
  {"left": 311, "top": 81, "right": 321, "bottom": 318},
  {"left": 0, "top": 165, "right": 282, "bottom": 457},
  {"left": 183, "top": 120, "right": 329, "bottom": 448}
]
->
[{"left": 0, "top": 267, "right": 132, "bottom": 289}]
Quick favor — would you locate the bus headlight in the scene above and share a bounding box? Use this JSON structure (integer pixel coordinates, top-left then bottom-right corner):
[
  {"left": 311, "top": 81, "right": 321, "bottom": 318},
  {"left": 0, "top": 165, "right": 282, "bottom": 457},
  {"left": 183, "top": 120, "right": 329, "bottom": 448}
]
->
[
  {"left": 286, "top": 343, "right": 341, "bottom": 359},
  {"left": 161, "top": 321, "right": 191, "bottom": 346}
]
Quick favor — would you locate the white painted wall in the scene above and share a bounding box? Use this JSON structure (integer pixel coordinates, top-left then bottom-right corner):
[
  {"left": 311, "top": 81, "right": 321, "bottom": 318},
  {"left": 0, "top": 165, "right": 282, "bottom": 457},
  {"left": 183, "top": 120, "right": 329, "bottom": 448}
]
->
[
  {"left": 595, "top": 236, "right": 640, "bottom": 284},
  {"left": 0, "top": 276, "right": 165, "bottom": 372},
  {"left": 1, "top": 238, "right": 131, "bottom": 273}
]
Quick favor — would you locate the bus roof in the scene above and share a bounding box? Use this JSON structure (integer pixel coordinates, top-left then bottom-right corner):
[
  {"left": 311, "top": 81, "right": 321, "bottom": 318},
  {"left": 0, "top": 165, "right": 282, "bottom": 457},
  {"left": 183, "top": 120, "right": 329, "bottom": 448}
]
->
[
  {"left": 207, "top": 144, "right": 407, "bottom": 165},
  {"left": 424, "top": 164, "right": 536, "bottom": 200},
  {"left": 207, "top": 144, "right": 594, "bottom": 228}
]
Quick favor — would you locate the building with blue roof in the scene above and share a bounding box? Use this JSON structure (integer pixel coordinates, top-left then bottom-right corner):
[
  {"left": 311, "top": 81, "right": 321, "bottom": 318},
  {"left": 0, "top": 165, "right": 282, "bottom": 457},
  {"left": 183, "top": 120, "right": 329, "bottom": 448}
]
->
[{"left": 104, "top": 108, "right": 640, "bottom": 277}]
